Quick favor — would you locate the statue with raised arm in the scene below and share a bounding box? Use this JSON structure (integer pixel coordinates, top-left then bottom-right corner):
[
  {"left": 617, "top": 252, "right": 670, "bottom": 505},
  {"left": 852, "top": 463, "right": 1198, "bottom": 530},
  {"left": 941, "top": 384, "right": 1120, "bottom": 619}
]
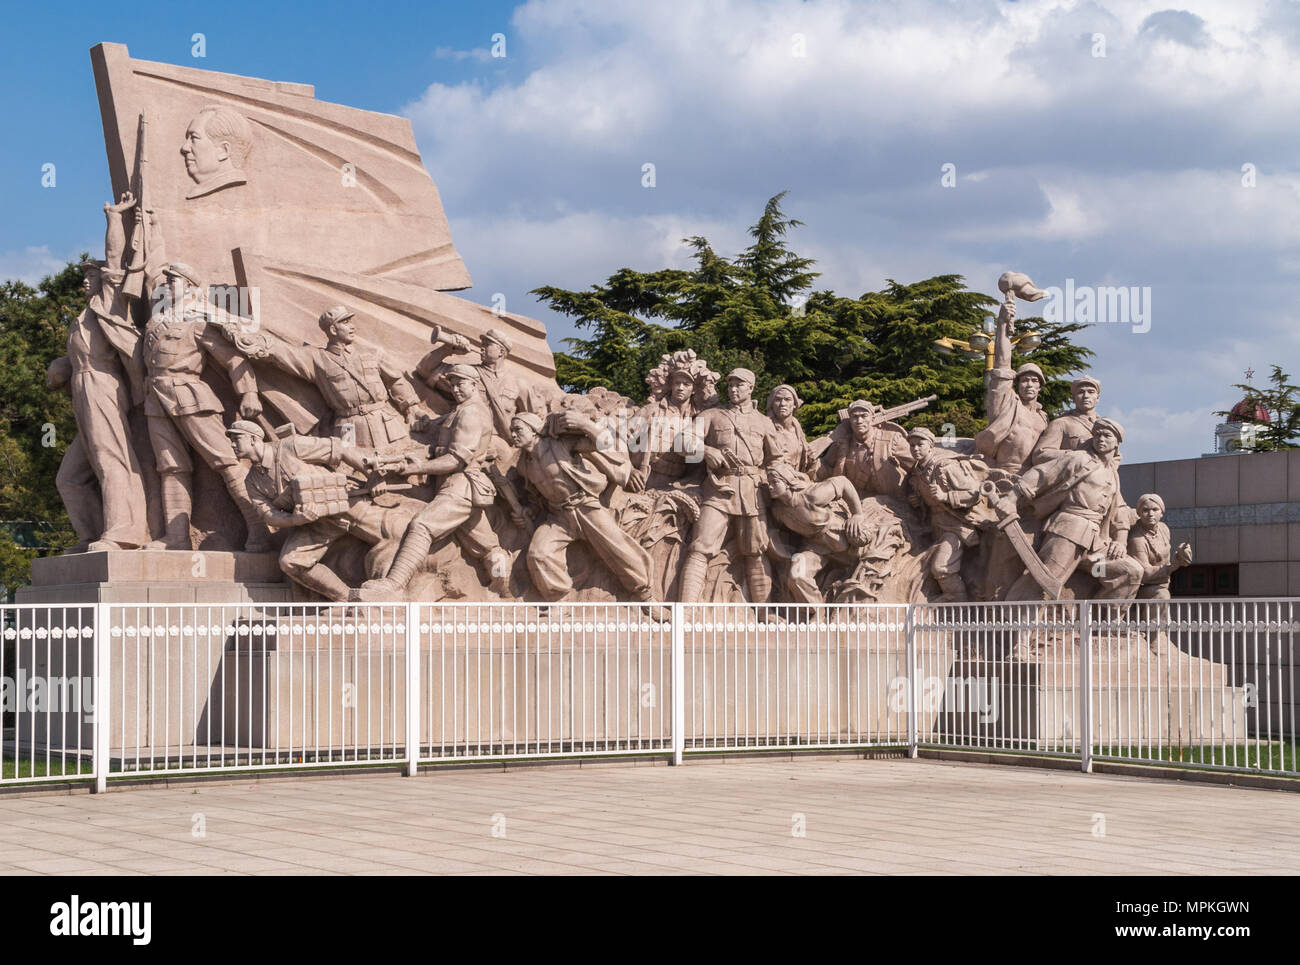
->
[
  {"left": 974, "top": 291, "right": 1047, "bottom": 472},
  {"left": 53, "top": 193, "right": 151, "bottom": 551},
  {"left": 415, "top": 326, "right": 543, "bottom": 439},
  {"left": 226, "top": 304, "right": 425, "bottom": 452}
]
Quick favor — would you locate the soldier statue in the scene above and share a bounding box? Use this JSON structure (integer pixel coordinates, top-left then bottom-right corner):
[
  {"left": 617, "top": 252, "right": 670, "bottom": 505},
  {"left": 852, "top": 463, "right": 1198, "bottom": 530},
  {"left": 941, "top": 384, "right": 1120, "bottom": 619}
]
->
[
  {"left": 678, "top": 368, "right": 785, "bottom": 604},
  {"left": 906, "top": 426, "right": 987, "bottom": 603},
  {"left": 996, "top": 417, "right": 1144, "bottom": 602},
  {"left": 142, "top": 262, "right": 271, "bottom": 551},
  {"left": 817, "top": 400, "right": 913, "bottom": 500},
  {"left": 765, "top": 463, "right": 864, "bottom": 604},
  {"left": 233, "top": 304, "right": 425, "bottom": 452},
  {"left": 357, "top": 365, "right": 510, "bottom": 600},
  {"left": 628, "top": 351, "right": 712, "bottom": 492},
  {"left": 974, "top": 297, "right": 1047, "bottom": 472},
  {"left": 52, "top": 193, "right": 151, "bottom": 551},
  {"left": 1031, "top": 375, "right": 1101, "bottom": 464},
  {"left": 1128, "top": 493, "right": 1193, "bottom": 600},
  {"left": 416, "top": 326, "right": 525, "bottom": 440},
  {"left": 508, "top": 409, "right": 655, "bottom": 603},
  {"left": 227, "top": 420, "right": 389, "bottom": 601},
  {"left": 767, "top": 384, "right": 816, "bottom": 475}
]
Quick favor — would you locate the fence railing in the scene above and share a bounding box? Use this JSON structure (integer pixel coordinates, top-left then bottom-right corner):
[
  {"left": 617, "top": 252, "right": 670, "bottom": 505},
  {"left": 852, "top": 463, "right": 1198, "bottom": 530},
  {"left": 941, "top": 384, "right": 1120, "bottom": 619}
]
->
[{"left": 1, "top": 599, "right": 1295, "bottom": 791}]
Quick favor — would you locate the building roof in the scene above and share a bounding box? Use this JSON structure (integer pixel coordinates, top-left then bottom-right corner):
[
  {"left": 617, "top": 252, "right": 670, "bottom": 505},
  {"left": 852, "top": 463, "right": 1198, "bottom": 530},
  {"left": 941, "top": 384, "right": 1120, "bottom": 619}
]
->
[{"left": 1227, "top": 398, "right": 1270, "bottom": 423}]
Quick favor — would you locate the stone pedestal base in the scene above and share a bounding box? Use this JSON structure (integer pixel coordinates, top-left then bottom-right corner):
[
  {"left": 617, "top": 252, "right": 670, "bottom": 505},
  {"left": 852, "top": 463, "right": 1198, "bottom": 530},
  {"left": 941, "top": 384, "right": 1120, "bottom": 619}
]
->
[
  {"left": 927, "top": 643, "right": 1248, "bottom": 746},
  {"left": 18, "top": 549, "right": 289, "bottom": 605}
]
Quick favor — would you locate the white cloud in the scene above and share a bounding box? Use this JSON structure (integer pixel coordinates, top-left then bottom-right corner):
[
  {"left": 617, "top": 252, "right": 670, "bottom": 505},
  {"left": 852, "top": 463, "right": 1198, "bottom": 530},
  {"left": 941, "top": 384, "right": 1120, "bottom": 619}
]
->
[
  {"left": 0, "top": 245, "right": 70, "bottom": 286},
  {"left": 433, "top": 46, "right": 494, "bottom": 63},
  {"left": 1106, "top": 404, "right": 1223, "bottom": 462},
  {"left": 399, "top": 0, "right": 1300, "bottom": 464}
]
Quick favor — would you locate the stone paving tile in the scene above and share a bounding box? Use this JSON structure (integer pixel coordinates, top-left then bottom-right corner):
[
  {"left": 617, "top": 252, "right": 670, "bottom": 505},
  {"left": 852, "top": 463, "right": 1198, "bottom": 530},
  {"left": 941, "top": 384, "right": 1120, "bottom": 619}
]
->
[{"left": 2, "top": 758, "right": 1298, "bottom": 875}]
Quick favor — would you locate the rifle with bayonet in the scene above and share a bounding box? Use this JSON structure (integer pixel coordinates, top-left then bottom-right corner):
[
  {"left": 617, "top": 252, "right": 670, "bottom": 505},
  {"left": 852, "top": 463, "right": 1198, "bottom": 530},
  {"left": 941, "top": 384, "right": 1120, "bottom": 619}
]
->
[{"left": 122, "top": 114, "right": 151, "bottom": 299}]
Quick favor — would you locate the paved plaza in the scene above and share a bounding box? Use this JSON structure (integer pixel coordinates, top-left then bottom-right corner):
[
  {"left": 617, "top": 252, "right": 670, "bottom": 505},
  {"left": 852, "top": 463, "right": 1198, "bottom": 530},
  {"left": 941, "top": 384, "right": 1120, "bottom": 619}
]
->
[{"left": 0, "top": 758, "right": 1296, "bottom": 875}]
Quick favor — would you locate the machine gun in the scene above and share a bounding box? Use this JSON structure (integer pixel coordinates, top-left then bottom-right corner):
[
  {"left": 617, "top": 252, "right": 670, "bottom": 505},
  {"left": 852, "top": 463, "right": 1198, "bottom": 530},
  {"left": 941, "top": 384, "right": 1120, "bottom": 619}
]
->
[{"left": 837, "top": 394, "right": 938, "bottom": 424}]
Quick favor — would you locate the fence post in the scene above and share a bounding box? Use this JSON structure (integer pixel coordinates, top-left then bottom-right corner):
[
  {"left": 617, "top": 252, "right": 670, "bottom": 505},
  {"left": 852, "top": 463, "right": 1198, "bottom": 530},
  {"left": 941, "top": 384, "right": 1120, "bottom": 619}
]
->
[
  {"left": 405, "top": 602, "right": 420, "bottom": 778},
  {"left": 92, "top": 602, "right": 110, "bottom": 793},
  {"left": 1079, "top": 601, "right": 1093, "bottom": 774},
  {"left": 905, "top": 604, "right": 918, "bottom": 759},
  {"left": 671, "top": 602, "right": 684, "bottom": 766}
]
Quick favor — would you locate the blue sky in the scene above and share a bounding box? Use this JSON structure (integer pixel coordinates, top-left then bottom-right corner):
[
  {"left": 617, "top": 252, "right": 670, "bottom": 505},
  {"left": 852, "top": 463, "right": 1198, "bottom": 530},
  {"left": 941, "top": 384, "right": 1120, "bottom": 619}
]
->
[{"left": 5, "top": 0, "right": 1300, "bottom": 464}]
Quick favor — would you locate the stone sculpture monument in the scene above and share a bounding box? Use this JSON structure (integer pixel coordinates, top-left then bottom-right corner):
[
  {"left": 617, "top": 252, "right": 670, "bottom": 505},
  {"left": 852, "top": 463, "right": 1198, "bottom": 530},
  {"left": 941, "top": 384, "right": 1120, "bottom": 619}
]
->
[{"left": 25, "top": 43, "right": 1198, "bottom": 635}]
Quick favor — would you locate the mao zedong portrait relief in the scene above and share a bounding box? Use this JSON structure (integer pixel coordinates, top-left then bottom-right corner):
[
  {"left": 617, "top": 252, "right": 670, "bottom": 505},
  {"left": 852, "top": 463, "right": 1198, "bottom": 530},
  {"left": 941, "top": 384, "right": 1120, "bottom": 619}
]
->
[{"left": 180, "top": 105, "right": 252, "bottom": 199}]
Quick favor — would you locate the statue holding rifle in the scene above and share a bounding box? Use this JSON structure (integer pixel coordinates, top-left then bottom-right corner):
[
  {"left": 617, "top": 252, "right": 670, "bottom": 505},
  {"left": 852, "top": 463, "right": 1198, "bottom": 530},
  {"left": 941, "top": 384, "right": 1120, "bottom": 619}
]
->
[{"left": 817, "top": 395, "right": 936, "bottom": 500}]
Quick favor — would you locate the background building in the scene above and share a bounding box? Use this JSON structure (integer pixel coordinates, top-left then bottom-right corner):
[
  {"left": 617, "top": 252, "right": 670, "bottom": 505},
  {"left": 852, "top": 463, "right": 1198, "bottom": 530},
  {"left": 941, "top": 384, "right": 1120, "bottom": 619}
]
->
[{"left": 1119, "top": 412, "right": 1298, "bottom": 597}]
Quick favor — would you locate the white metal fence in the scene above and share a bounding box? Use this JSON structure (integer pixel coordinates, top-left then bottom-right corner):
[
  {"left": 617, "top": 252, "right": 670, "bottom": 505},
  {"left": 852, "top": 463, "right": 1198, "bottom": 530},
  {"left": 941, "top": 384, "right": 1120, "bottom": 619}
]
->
[{"left": 1, "top": 599, "right": 1295, "bottom": 791}]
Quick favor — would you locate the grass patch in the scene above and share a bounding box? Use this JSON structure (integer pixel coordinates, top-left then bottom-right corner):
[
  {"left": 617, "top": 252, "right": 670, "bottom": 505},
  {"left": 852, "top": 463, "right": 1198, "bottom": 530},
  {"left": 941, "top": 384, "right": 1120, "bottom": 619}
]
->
[
  {"left": 2, "top": 755, "right": 94, "bottom": 781},
  {"left": 1093, "top": 742, "right": 1299, "bottom": 773}
]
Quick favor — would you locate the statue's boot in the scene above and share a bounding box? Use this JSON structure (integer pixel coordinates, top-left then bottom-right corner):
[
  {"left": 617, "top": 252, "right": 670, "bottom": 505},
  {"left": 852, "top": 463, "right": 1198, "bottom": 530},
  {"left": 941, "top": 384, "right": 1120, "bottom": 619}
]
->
[
  {"left": 220, "top": 466, "right": 273, "bottom": 554},
  {"left": 744, "top": 555, "right": 772, "bottom": 603},
  {"left": 158, "top": 473, "right": 193, "bottom": 550},
  {"left": 356, "top": 526, "right": 432, "bottom": 602},
  {"left": 677, "top": 551, "right": 708, "bottom": 604},
  {"left": 295, "top": 563, "right": 352, "bottom": 603},
  {"left": 629, "top": 584, "right": 669, "bottom": 622},
  {"left": 936, "top": 574, "right": 968, "bottom": 604},
  {"left": 744, "top": 555, "right": 777, "bottom": 622},
  {"left": 88, "top": 538, "right": 139, "bottom": 552}
]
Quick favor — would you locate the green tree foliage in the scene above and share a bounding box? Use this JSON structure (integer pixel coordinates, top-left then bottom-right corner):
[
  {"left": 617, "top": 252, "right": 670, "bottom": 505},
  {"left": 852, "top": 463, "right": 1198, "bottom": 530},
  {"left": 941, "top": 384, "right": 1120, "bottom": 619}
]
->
[
  {"left": 0, "top": 261, "right": 83, "bottom": 594},
  {"left": 1216, "top": 365, "right": 1300, "bottom": 451},
  {"left": 536, "top": 193, "right": 1094, "bottom": 438}
]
